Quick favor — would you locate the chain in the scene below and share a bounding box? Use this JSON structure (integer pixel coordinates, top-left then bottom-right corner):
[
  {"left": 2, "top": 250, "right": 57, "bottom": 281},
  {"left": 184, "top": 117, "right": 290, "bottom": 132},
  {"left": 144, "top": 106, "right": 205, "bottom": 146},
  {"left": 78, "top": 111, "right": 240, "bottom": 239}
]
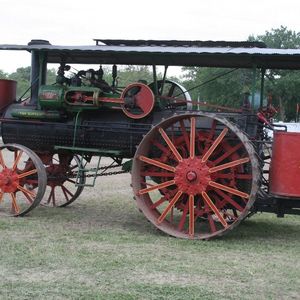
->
[
  {"left": 46, "top": 162, "right": 129, "bottom": 182},
  {"left": 84, "top": 169, "right": 128, "bottom": 178},
  {"left": 73, "top": 162, "right": 128, "bottom": 179}
]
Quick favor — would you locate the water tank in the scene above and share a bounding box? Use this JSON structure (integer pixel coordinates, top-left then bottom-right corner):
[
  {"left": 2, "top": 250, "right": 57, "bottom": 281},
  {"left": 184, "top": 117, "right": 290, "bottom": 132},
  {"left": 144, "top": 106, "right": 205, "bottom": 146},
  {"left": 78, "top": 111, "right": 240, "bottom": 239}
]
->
[
  {"left": 270, "top": 130, "right": 300, "bottom": 197},
  {"left": 0, "top": 79, "right": 17, "bottom": 110}
]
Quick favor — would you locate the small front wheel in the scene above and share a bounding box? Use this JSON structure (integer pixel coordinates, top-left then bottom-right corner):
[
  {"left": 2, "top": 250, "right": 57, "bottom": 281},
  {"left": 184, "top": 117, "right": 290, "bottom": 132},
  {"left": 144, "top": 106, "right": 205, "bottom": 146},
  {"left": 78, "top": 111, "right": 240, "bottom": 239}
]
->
[{"left": 0, "top": 144, "right": 47, "bottom": 216}]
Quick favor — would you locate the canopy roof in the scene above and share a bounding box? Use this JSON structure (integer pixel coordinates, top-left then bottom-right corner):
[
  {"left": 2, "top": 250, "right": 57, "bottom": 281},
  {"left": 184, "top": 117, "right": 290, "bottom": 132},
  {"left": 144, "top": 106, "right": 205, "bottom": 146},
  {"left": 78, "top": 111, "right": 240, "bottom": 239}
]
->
[{"left": 1, "top": 39, "right": 300, "bottom": 69}]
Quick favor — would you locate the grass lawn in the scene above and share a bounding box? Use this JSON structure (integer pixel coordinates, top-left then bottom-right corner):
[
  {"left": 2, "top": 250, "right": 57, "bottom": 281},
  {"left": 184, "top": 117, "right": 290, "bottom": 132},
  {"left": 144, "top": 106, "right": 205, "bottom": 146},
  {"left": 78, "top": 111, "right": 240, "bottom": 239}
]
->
[{"left": 0, "top": 174, "right": 299, "bottom": 299}]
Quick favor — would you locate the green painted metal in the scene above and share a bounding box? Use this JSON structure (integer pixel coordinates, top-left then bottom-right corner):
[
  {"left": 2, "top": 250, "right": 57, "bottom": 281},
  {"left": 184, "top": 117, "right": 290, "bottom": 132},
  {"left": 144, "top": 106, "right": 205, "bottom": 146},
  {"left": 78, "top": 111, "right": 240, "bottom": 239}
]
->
[
  {"left": 39, "top": 84, "right": 121, "bottom": 113},
  {"left": 75, "top": 155, "right": 101, "bottom": 187},
  {"left": 72, "top": 110, "right": 81, "bottom": 147},
  {"left": 11, "top": 108, "right": 61, "bottom": 120},
  {"left": 54, "top": 145, "right": 122, "bottom": 156},
  {"left": 39, "top": 85, "right": 66, "bottom": 109},
  {"left": 54, "top": 145, "right": 123, "bottom": 187}
]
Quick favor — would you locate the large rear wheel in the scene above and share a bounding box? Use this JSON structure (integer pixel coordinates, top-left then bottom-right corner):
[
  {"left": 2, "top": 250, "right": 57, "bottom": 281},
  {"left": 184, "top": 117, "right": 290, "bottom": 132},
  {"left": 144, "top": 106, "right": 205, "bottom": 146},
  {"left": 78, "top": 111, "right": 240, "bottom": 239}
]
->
[{"left": 132, "top": 113, "right": 260, "bottom": 239}]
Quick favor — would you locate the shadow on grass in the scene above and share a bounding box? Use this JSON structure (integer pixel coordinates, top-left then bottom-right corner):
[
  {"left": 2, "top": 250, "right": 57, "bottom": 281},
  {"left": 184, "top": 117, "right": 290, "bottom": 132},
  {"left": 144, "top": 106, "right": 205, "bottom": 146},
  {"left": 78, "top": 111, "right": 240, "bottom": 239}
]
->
[
  {"left": 30, "top": 200, "right": 299, "bottom": 243},
  {"left": 225, "top": 216, "right": 299, "bottom": 240}
]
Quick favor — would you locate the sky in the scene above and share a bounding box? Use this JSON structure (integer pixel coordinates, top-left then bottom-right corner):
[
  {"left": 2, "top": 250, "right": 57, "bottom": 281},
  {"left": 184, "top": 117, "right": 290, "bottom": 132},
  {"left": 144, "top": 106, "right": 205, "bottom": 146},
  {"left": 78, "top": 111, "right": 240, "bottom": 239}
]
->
[{"left": 0, "top": 0, "right": 299, "bottom": 73}]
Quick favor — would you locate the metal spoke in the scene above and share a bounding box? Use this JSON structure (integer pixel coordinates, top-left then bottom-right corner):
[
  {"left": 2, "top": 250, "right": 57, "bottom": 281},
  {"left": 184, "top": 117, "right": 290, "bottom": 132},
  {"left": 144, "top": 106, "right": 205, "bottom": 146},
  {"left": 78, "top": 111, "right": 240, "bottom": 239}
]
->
[
  {"left": 52, "top": 189, "right": 56, "bottom": 206},
  {"left": 158, "top": 127, "right": 183, "bottom": 162},
  {"left": 153, "top": 140, "right": 170, "bottom": 155},
  {"left": 190, "top": 117, "right": 196, "bottom": 159},
  {"left": 209, "top": 157, "right": 250, "bottom": 173},
  {"left": 235, "top": 174, "right": 252, "bottom": 180},
  {"left": 17, "top": 169, "right": 37, "bottom": 179},
  {"left": 178, "top": 200, "right": 189, "bottom": 231},
  {"left": 188, "top": 194, "right": 195, "bottom": 237},
  {"left": 214, "top": 188, "right": 244, "bottom": 212},
  {"left": 12, "top": 150, "right": 23, "bottom": 171},
  {"left": 209, "top": 181, "right": 249, "bottom": 199},
  {"left": 203, "top": 200, "right": 217, "bottom": 233},
  {"left": 212, "top": 143, "right": 243, "bottom": 165},
  {"left": 47, "top": 188, "right": 54, "bottom": 204},
  {"left": 150, "top": 196, "right": 168, "bottom": 209},
  {"left": 0, "top": 150, "right": 6, "bottom": 168},
  {"left": 202, "top": 128, "right": 228, "bottom": 162},
  {"left": 66, "top": 178, "right": 77, "bottom": 184},
  {"left": 140, "top": 171, "right": 175, "bottom": 177},
  {"left": 10, "top": 193, "right": 20, "bottom": 214},
  {"left": 207, "top": 120, "right": 217, "bottom": 141},
  {"left": 179, "top": 120, "right": 190, "bottom": 151},
  {"left": 138, "top": 180, "right": 176, "bottom": 195},
  {"left": 21, "top": 190, "right": 34, "bottom": 204},
  {"left": 17, "top": 185, "right": 36, "bottom": 198},
  {"left": 208, "top": 214, "right": 217, "bottom": 233},
  {"left": 202, "top": 191, "right": 228, "bottom": 228},
  {"left": 139, "top": 155, "right": 175, "bottom": 172},
  {"left": 157, "top": 191, "right": 183, "bottom": 224},
  {"left": 61, "top": 186, "right": 70, "bottom": 202},
  {"left": 61, "top": 185, "right": 75, "bottom": 198}
]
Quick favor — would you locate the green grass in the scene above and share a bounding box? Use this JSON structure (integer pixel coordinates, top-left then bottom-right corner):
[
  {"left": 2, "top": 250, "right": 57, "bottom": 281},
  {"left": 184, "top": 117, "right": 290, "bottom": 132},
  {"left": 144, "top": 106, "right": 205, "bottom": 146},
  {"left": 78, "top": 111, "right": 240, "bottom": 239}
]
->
[{"left": 0, "top": 174, "right": 299, "bottom": 299}]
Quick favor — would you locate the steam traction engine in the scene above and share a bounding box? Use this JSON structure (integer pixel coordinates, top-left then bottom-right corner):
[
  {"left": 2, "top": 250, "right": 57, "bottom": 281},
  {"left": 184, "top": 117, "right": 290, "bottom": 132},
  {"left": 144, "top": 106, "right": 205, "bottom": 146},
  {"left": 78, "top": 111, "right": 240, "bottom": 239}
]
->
[{"left": 0, "top": 39, "right": 299, "bottom": 239}]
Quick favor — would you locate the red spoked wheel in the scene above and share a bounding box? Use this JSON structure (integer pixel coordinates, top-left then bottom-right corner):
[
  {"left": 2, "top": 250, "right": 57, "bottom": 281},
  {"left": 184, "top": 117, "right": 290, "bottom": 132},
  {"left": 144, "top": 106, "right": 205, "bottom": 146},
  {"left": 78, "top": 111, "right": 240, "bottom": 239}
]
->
[
  {"left": 0, "top": 144, "right": 46, "bottom": 216},
  {"left": 39, "top": 153, "right": 85, "bottom": 207},
  {"left": 132, "top": 113, "right": 260, "bottom": 239}
]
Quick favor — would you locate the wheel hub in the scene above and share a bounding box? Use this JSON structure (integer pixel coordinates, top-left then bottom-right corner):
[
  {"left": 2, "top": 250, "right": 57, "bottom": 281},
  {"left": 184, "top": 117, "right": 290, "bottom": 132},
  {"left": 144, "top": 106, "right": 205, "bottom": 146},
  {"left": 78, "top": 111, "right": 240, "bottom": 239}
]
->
[
  {"left": 0, "top": 169, "right": 19, "bottom": 193},
  {"left": 186, "top": 171, "right": 197, "bottom": 182},
  {"left": 174, "top": 157, "right": 211, "bottom": 195}
]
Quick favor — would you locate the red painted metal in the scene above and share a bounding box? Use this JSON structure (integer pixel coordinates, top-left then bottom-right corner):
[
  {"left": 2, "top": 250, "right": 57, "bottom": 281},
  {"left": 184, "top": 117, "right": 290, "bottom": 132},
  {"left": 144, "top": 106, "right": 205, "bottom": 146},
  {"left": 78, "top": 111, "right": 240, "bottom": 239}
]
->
[
  {"left": 174, "top": 157, "right": 211, "bottom": 195},
  {"left": 39, "top": 153, "right": 85, "bottom": 207},
  {"left": 0, "top": 79, "right": 17, "bottom": 109},
  {"left": 121, "top": 83, "right": 155, "bottom": 119},
  {"left": 0, "top": 169, "right": 19, "bottom": 193},
  {"left": 132, "top": 113, "right": 258, "bottom": 239},
  {"left": 270, "top": 131, "right": 300, "bottom": 197}
]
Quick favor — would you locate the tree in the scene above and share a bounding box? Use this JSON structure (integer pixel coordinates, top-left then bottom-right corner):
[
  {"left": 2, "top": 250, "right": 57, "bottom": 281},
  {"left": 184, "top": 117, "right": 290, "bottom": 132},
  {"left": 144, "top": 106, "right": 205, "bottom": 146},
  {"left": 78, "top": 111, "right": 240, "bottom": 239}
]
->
[
  {"left": 249, "top": 26, "right": 300, "bottom": 49},
  {"left": 250, "top": 26, "right": 300, "bottom": 121},
  {"left": 6, "top": 67, "right": 57, "bottom": 99},
  {"left": 181, "top": 67, "right": 254, "bottom": 109},
  {"left": 0, "top": 70, "right": 8, "bottom": 79},
  {"left": 115, "top": 65, "right": 155, "bottom": 87},
  {"left": 8, "top": 67, "right": 31, "bottom": 99},
  {"left": 181, "top": 26, "right": 300, "bottom": 120}
]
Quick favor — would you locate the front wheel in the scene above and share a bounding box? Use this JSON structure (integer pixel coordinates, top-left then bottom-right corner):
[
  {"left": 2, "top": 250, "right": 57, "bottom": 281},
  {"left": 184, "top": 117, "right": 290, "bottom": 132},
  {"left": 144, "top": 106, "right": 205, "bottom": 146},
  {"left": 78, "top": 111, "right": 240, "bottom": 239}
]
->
[
  {"left": 132, "top": 113, "right": 260, "bottom": 239},
  {"left": 0, "top": 144, "right": 46, "bottom": 216}
]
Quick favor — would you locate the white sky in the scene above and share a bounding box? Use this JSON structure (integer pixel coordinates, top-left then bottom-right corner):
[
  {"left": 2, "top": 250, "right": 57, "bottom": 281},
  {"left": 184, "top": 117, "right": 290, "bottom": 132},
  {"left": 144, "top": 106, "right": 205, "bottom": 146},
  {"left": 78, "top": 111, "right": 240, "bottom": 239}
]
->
[{"left": 0, "top": 0, "right": 299, "bottom": 73}]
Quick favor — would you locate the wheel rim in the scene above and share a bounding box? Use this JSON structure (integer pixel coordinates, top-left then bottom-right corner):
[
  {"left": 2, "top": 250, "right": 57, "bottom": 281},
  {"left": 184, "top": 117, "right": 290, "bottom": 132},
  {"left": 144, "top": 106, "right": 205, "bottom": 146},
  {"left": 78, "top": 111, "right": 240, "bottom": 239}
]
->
[
  {"left": 39, "top": 153, "right": 85, "bottom": 207},
  {"left": 132, "top": 113, "right": 260, "bottom": 239},
  {"left": 148, "top": 80, "right": 192, "bottom": 109},
  {"left": 0, "top": 144, "right": 46, "bottom": 216}
]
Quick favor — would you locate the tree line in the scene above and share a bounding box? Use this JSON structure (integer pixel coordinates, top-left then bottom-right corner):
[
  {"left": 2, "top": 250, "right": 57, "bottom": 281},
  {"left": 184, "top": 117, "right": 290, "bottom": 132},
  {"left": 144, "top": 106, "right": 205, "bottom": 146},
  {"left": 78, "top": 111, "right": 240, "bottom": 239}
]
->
[
  {"left": 0, "top": 26, "right": 299, "bottom": 121},
  {"left": 181, "top": 26, "right": 300, "bottom": 121}
]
